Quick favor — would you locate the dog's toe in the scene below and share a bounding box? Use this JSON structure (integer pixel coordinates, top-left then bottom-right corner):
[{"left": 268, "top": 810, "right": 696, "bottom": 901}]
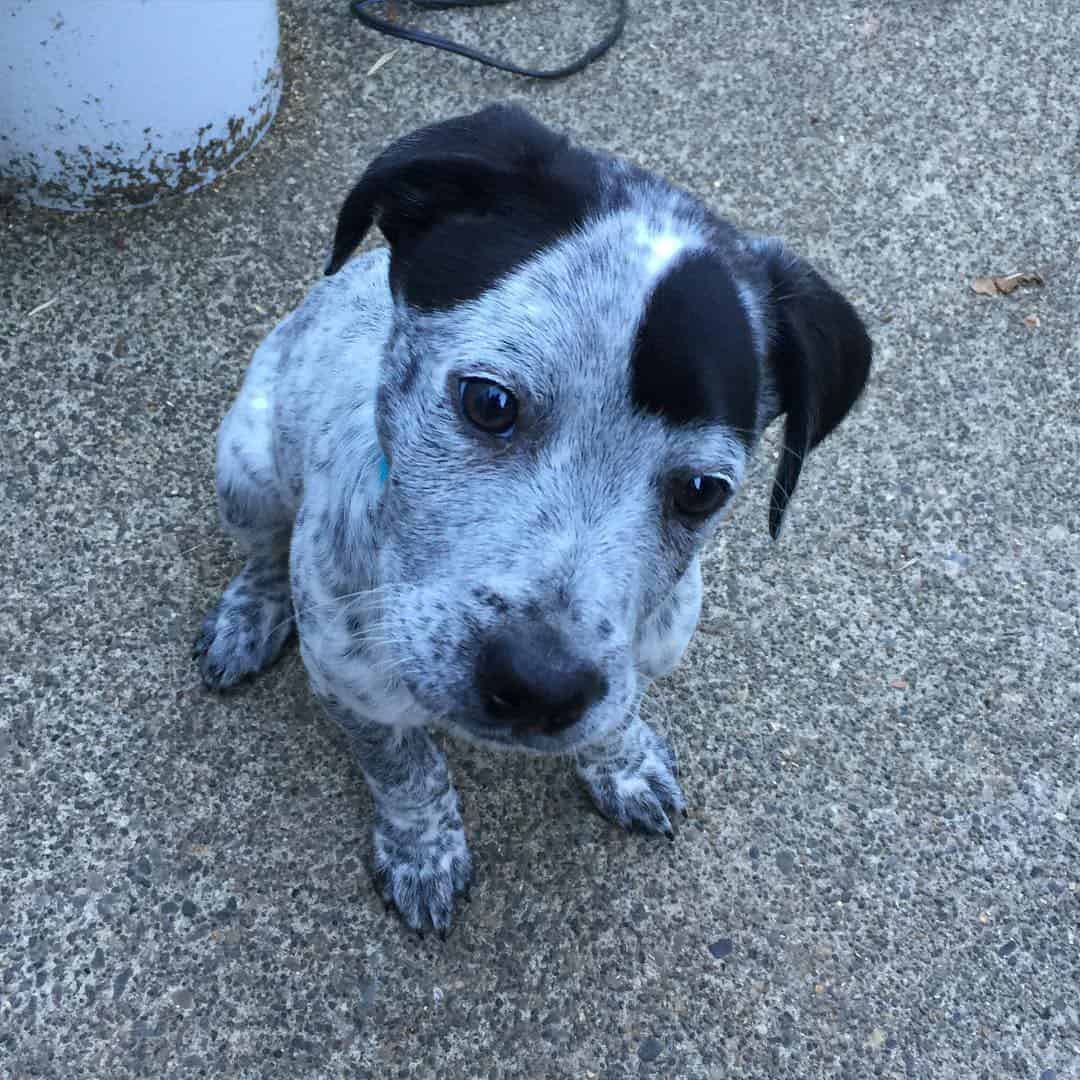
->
[
  {"left": 588, "top": 776, "right": 684, "bottom": 837},
  {"left": 372, "top": 821, "right": 473, "bottom": 935},
  {"left": 577, "top": 722, "right": 687, "bottom": 837},
  {"left": 194, "top": 593, "right": 293, "bottom": 691}
]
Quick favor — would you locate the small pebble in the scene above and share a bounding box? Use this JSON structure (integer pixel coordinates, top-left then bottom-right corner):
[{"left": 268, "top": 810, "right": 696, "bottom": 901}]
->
[
  {"left": 708, "top": 939, "right": 734, "bottom": 959},
  {"left": 638, "top": 1038, "right": 663, "bottom": 1062}
]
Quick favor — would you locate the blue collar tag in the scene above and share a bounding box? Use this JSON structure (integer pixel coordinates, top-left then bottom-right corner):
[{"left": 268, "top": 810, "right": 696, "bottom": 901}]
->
[{"left": 377, "top": 454, "right": 389, "bottom": 488}]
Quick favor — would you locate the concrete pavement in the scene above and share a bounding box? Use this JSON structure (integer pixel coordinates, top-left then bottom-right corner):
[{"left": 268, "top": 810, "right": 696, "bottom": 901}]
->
[{"left": 2, "top": 1, "right": 1077, "bottom": 1076}]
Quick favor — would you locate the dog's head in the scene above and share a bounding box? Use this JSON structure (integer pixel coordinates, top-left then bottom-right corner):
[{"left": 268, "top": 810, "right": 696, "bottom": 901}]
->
[{"left": 325, "top": 106, "right": 871, "bottom": 752}]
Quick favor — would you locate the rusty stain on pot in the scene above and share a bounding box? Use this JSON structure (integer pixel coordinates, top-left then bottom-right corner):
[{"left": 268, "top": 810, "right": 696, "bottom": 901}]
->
[
  {"left": 10, "top": 77, "right": 279, "bottom": 211},
  {"left": 1, "top": 6, "right": 282, "bottom": 211}
]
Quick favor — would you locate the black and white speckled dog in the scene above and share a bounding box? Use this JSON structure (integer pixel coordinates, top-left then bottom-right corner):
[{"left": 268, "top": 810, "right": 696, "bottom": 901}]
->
[{"left": 195, "top": 105, "right": 871, "bottom": 934}]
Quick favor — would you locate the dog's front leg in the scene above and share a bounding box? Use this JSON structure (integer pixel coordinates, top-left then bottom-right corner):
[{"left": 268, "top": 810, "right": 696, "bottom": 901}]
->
[
  {"left": 575, "top": 713, "right": 687, "bottom": 838},
  {"left": 320, "top": 697, "right": 472, "bottom": 935}
]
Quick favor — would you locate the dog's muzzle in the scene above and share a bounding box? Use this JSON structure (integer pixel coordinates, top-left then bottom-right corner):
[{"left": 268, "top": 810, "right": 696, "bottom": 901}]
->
[{"left": 475, "top": 623, "right": 608, "bottom": 737}]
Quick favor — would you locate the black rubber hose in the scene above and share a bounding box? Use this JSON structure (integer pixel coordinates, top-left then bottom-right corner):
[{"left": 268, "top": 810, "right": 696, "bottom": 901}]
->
[{"left": 349, "top": 0, "right": 629, "bottom": 80}]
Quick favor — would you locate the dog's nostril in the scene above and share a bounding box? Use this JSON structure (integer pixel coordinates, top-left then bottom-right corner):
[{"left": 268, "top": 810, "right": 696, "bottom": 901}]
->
[{"left": 485, "top": 691, "right": 514, "bottom": 715}]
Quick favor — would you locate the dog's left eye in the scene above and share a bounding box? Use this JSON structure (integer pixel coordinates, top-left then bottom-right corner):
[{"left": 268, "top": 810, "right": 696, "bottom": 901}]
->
[
  {"left": 459, "top": 378, "right": 518, "bottom": 437},
  {"left": 672, "top": 474, "right": 733, "bottom": 518}
]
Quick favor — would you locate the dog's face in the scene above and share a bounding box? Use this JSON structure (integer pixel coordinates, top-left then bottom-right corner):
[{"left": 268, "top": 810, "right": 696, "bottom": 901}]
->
[{"left": 325, "top": 107, "right": 871, "bottom": 753}]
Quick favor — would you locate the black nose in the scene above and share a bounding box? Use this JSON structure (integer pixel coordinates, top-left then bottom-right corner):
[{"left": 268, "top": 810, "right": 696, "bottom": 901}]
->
[{"left": 476, "top": 626, "right": 608, "bottom": 735}]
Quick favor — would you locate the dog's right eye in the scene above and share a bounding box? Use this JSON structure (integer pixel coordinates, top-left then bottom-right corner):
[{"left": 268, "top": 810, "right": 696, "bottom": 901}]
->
[
  {"left": 459, "top": 378, "right": 518, "bottom": 437},
  {"left": 672, "top": 473, "right": 733, "bottom": 518}
]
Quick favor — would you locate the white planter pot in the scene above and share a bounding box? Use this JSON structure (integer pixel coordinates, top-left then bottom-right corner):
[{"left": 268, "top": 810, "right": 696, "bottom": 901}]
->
[{"left": 0, "top": 0, "right": 282, "bottom": 210}]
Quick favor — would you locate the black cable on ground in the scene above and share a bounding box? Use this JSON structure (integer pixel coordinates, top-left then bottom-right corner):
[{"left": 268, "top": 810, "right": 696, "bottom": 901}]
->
[{"left": 349, "top": 0, "right": 628, "bottom": 79}]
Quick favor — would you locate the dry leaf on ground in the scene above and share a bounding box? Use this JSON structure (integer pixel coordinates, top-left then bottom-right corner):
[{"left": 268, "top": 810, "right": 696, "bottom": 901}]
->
[{"left": 972, "top": 271, "right": 1044, "bottom": 296}]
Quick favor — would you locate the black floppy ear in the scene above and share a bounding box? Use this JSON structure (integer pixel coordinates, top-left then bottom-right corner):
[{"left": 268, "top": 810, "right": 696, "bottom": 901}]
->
[
  {"left": 759, "top": 242, "right": 872, "bottom": 539},
  {"left": 324, "top": 104, "right": 569, "bottom": 276}
]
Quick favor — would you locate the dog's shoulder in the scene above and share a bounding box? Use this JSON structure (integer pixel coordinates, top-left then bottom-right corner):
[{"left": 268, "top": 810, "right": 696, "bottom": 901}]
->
[
  {"left": 272, "top": 247, "right": 392, "bottom": 357},
  {"left": 230, "top": 248, "right": 388, "bottom": 518},
  {"left": 269, "top": 247, "right": 391, "bottom": 415}
]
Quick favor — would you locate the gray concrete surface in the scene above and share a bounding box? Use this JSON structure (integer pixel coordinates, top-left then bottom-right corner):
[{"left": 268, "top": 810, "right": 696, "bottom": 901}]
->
[{"left": 1, "top": 1, "right": 1077, "bottom": 1077}]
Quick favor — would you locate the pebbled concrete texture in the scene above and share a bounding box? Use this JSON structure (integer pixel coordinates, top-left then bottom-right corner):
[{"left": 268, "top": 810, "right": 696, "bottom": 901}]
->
[{"left": 1, "top": 1, "right": 1077, "bottom": 1077}]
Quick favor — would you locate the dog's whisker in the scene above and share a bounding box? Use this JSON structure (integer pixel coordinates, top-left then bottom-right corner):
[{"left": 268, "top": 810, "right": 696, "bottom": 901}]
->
[
  {"left": 252, "top": 586, "right": 408, "bottom": 651},
  {"left": 259, "top": 613, "right": 297, "bottom": 648},
  {"left": 289, "top": 585, "right": 406, "bottom": 624},
  {"left": 305, "top": 585, "right": 399, "bottom": 611},
  {"left": 365, "top": 632, "right": 411, "bottom": 653},
  {"left": 355, "top": 631, "right": 407, "bottom": 645}
]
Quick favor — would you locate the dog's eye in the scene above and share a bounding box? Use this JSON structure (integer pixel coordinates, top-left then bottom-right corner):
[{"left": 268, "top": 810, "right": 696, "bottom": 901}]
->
[
  {"left": 459, "top": 378, "right": 518, "bottom": 437},
  {"left": 672, "top": 474, "right": 733, "bottom": 518}
]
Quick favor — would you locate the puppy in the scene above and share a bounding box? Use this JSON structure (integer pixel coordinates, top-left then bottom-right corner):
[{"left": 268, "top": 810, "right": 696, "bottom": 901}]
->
[{"left": 195, "top": 105, "right": 871, "bottom": 933}]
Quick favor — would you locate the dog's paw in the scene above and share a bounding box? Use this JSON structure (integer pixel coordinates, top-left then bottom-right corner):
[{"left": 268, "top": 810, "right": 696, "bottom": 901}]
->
[
  {"left": 371, "top": 799, "right": 473, "bottom": 935},
  {"left": 193, "top": 562, "right": 294, "bottom": 690},
  {"left": 576, "top": 720, "right": 686, "bottom": 838}
]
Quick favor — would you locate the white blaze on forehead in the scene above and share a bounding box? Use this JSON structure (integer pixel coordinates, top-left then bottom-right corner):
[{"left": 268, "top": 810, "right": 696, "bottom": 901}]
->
[
  {"left": 647, "top": 232, "right": 684, "bottom": 272},
  {"left": 633, "top": 221, "right": 686, "bottom": 275}
]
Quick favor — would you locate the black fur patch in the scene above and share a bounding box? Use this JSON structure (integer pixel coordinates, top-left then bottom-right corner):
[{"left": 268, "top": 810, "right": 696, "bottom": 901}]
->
[
  {"left": 631, "top": 252, "right": 759, "bottom": 438},
  {"left": 390, "top": 156, "right": 602, "bottom": 310},
  {"left": 757, "top": 245, "right": 872, "bottom": 537},
  {"left": 327, "top": 105, "right": 606, "bottom": 311}
]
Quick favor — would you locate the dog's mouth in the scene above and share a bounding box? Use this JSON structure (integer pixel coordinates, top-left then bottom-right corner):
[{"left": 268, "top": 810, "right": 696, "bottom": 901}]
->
[
  {"left": 483, "top": 692, "right": 581, "bottom": 738},
  {"left": 391, "top": 670, "right": 601, "bottom": 752},
  {"left": 450, "top": 716, "right": 597, "bottom": 755}
]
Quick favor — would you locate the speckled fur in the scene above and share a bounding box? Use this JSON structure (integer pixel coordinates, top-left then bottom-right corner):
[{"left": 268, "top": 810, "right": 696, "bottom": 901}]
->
[{"left": 195, "top": 107, "right": 870, "bottom": 932}]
